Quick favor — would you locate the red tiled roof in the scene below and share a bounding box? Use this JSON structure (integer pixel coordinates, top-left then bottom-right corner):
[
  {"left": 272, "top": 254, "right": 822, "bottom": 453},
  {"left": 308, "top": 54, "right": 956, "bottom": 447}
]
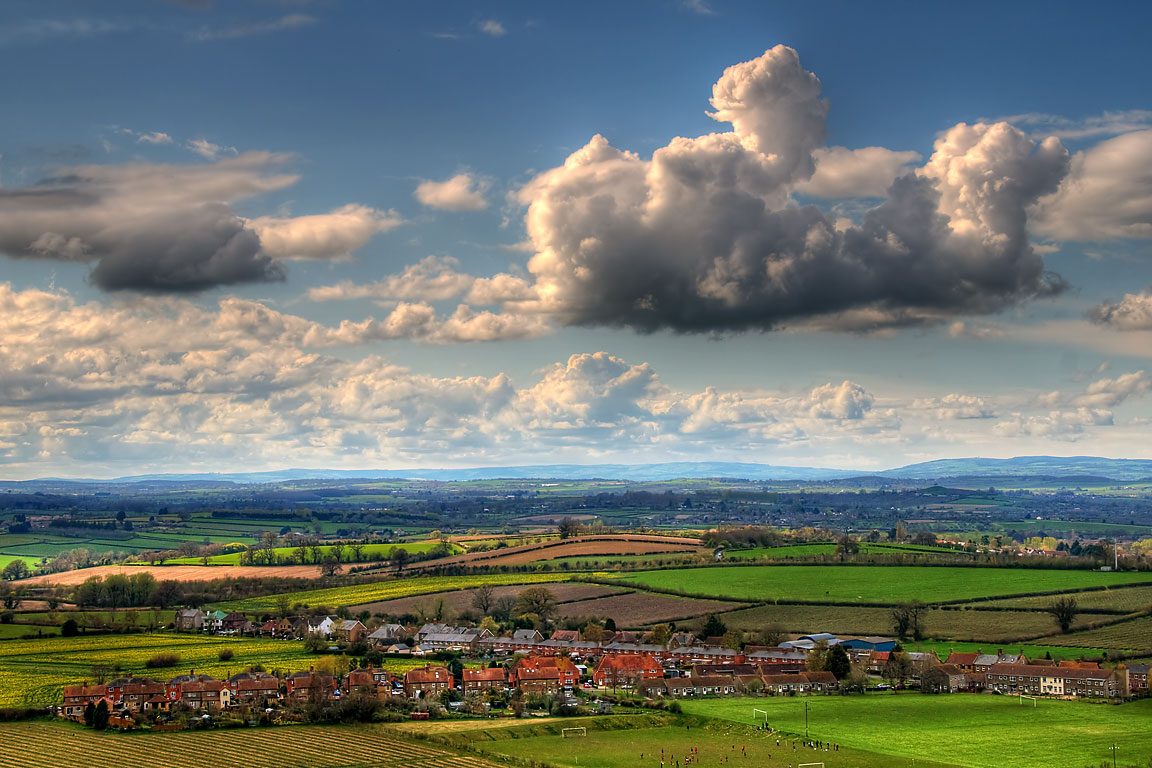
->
[{"left": 463, "top": 668, "right": 506, "bottom": 682}]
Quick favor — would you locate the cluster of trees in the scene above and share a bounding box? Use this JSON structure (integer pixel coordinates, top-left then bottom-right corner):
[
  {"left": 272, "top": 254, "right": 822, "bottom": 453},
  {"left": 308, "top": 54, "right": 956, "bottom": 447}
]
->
[
  {"left": 73, "top": 572, "right": 182, "bottom": 609},
  {"left": 891, "top": 601, "right": 928, "bottom": 641}
]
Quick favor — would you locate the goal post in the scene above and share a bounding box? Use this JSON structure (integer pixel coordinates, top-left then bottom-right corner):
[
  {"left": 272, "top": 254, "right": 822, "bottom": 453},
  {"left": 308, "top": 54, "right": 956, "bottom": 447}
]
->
[
  {"left": 1019, "top": 694, "right": 1038, "bottom": 707},
  {"left": 752, "top": 708, "right": 768, "bottom": 724},
  {"left": 798, "top": 763, "right": 825, "bottom": 767},
  {"left": 562, "top": 727, "right": 587, "bottom": 738}
]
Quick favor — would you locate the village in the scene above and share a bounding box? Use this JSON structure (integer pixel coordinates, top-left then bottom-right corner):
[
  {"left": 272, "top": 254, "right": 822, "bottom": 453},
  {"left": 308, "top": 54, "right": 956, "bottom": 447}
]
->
[{"left": 55, "top": 606, "right": 1149, "bottom": 730}]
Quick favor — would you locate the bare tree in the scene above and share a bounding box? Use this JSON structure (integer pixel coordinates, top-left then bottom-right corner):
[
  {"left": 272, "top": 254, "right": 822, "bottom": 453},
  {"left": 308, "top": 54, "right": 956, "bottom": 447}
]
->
[
  {"left": 1046, "top": 596, "right": 1078, "bottom": 633},
  {"left": 472, "top": 584, "right": 495, "bottom": 615},
  {"left": 557, "top": 518, "right": 582, "bottom": 539},
  {"left": 891, "top": 601, "right": 927, "bottom": 640},
  {"left": 514, "top": 587, "right": 557, "bottom": 621}
]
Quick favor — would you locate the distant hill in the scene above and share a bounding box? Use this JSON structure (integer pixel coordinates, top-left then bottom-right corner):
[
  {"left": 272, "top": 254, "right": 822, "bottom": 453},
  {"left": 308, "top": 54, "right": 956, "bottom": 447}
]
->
[
  {"left": 881, "top": 456, "right": 1152, "bottom": 482},
  {"left": 20, "top": 455, "right": 1152, "bottom": 485},
  {"left": 101, "top": 462, "right": 853, "bottom": 484}
]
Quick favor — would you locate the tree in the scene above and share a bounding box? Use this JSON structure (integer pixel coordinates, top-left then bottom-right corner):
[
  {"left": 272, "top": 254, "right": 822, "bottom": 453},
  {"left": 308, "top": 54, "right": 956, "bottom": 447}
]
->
[
  {"left": 891, "top": 601, "right": 927, "bottom": 640},
  {"left": 557, "top": 518, "right": 582, "bottom": 539},
  {"left": 514, "top": 587, "right": 557, "bottom": 621},
  {"left": 0, "top": 584, "right": 22, "bottom": 610},
  {"left": 61, "top": 618, "right": 79, "bottom": 637},
  {"left": 1, "top": 560, "right": 30, "bottom": 581},
  {"left": 472, "top": 584, "right": 495, "bottom": 615},
  {"left": 149, "top": 579, "right": 183, "bottom": 610},
  {"left": 648, "top": 623, "right": 672, "bottom": 647},
  {"left": 391, "top": 547, "right": 411, "bottom": 574},
  {"left": 699, "top": 613, "right": 727, "bottom": 640},
  {"left": 320, "top": 557, "right": 343, "bottom": 578},
  {"left": 83, "top": 702, "right": 95, "bottom": 728},
  {"left": 835, "top": 536, "right": 859, "bottom": 556},
  {"left": 582, "top": 621, "right": 604, "bottom": 643},
  {"left": 491, "top": 596, "right": 517, "bottom": 622},
  {"left": 351, "top": 541, "right": 365, "bottom": 562},
  {"left": 827, "top": 644, "right": 851, "bottom": 680},
  {"left": 883, "top": 653, "right": 913, "bottom": 687},
  {"left": 721, "top": 628, "right": 743, "bottom": 650},
  {"left": 920, "top": 665, "right": 950, "bottom": 694},
  {"left": 757, "top": 625, "right": 786, "bottom": 647},
  {"left": 1046, "top": 596, "right": 1079, "bottom": 633},
  {"left": 276, "top": 594, "right": 292, "bottom": 619}
]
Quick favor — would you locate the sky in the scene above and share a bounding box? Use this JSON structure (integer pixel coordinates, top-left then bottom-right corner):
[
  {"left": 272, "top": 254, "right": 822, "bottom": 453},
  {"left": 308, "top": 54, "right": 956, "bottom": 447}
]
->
[{"left": 1, "top": 0, "right": 1151, "bottom": 478}]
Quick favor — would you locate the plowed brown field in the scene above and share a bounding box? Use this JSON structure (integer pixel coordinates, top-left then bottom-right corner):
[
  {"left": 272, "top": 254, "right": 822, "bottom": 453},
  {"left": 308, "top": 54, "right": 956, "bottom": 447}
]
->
[
  {"left": 351, "top": 582, "right": 624, "bottom": 615},
  {"left": 420, "top": 534, "right": 705, "bottom": 569},
  {"left": 24, "top": 564, "right": 324, "bottom": 585}
]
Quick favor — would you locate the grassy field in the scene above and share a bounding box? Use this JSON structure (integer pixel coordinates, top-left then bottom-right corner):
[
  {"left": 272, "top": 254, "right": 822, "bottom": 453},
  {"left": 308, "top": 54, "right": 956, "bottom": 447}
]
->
[
  {"left": 1037, "top": 615, "right": 1152, "bottom": 652},
  {"left": 724, "top": 542, "right": 963, "bottom": 560},
  {"left": 0, "top": 720, "right": 501, "bottom": 768},
  {"left": 905, "top": 639, "right": 1113, "bottom": 662},
  {"left": 0, "top": 634, "right": 316, "bottom": 707},
  {"left": 718, "top": 603, "right": 1116, "bottom": 643},
  {"left": 608, "top": 566, "right": 1152, "bottom": 604},
  {"left": 451, "top": 713, "right": 958, "bottom": 768},
  {"left": 217, "top": 572, "right": 583, "bottom": 612},
  {"left": 681, "top": 694, "right": 1152, "bottom": 768},
  {"left": 162, "top": 539, "right": 455, "bottom": 566},
  {"left": 979, "top": 584, "right": 1152, "bottom": 612}
]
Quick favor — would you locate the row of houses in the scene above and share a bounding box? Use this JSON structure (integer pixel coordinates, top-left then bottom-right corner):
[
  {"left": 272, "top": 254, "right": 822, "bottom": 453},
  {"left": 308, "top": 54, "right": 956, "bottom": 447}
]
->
[{"left": 175, "top": 610, "right": 369, "bottom": 644}]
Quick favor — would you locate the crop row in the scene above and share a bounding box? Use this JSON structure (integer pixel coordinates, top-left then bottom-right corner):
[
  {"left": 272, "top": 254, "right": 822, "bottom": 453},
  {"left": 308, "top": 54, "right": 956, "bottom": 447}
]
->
[{"left": 0, "top": 722, "right": 485, "bottom": 768}]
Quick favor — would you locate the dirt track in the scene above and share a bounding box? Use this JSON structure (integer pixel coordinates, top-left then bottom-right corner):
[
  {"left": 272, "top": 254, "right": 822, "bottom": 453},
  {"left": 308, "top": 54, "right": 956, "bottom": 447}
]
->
[{"left": 23, "top": 564, "right": 324, "bottom": 586}]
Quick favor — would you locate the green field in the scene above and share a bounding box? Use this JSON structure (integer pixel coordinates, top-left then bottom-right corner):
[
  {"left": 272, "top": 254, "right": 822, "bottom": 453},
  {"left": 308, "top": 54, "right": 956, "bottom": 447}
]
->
[
  {"left": 725, "top": 542, "right": 963, "bottom": 560},
  {"left": 609, "top": 566, "right": 1152, "bottom": 604},
  {"left": 451, "top": 713, "right": 954, "bottom": 768},
  {"left": 681, "top": 695, "right": 1152, "bottom": 768},
  {"left": 0, "top": 720, "right": 500, "bottom": 768},
  {"left": 1038, "top": 615, "right": 1152, "bottom": 651},
  {"left": 979, "top": 584, "right": 1152, "bottom": 612},
  {"left": 904, "top": 639, "right": 1112, "bottom": 662},
  {"left": 0, "top": 634, "right": 319, "bottom": 707},
  {"left": 161, "top": 539, "right": 453, "bottom": 566},
  {"left": 218, "top": 571, "right": 584, "bottom": 612},
  {"left": 718, "top": 603, "right": 1116, "bottom": 643}
]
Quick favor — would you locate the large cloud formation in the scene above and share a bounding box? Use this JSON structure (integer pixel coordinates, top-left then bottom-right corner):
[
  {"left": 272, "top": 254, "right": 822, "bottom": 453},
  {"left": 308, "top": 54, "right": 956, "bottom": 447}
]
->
[
  {"left": 1032, "top": 128, "right": 1152, "bottom": 241},
  {"left": 507, "top": 46, "right": 1070, "bottom": 333},
  {"left": 0, "top": 152, "right": 399, "bottom": 292},
  {"left": 2, "top": 281, "right": 1148, "bottom": 475}
]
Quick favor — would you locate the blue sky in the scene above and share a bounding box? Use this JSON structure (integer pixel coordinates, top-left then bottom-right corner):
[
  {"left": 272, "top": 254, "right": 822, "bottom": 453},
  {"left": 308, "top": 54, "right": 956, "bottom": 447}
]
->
[{"left": 0, "top": 0, "right": 1151, "bottom": 477}]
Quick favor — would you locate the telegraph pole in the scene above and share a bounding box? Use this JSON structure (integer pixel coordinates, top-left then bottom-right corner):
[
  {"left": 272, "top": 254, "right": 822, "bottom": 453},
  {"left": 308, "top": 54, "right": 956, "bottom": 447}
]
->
[{"left": 804, "top": 701, "right": 809, "bottom": 739}]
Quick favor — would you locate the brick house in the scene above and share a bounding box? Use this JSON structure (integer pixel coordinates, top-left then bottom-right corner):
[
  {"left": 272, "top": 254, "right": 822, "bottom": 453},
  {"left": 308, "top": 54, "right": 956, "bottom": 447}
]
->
[
  {"left": 404, "top": 664, "right": 454, "bottom": 699},
  {"left": 178, "top": 679, "right": 230, "bottom": 709},
  {"left": 944, "top": 650, "right": 980, "bottom": 671},
  {"left": 463, "top": 667, "right": 507, "bottom": 694},
  {"left": 593, "top": 653, "right": 663, "bottom": 688},
  {"left": 105, "top": 677, "right": 166, "bottom": 711},
  {"left": 1125, "top": 663, "right": 1149, "bottom": 693},
  {"left": 286, "top": 669, "right": 338, "bottom": 702},
  {"left": 331, "top": 619, "right": 368, "bottom": 644},
  {"left": 985, "top": 664, "right": 1128, "bottom": 698},
  {"left": 511, "top": 656, "right": 579, "bottom": 694},
  {"left": 61, "top": 684, "right": 108, "bottom": 718},
  {"left": 227, "top": 671, "right": 281, "bottom": 703}
]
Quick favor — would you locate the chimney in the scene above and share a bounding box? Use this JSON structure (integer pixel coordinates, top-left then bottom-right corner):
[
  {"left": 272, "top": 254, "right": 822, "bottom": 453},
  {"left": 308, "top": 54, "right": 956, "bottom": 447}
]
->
[{"left": 997, "top": 649, "right": 1003, "bottom": 656}]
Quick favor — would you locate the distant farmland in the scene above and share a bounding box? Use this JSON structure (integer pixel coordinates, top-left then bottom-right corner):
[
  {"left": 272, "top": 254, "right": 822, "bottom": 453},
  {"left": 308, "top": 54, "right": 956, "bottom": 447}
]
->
[{"left": 607, "top": 565, "right": 1152, "bottom": 604}]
